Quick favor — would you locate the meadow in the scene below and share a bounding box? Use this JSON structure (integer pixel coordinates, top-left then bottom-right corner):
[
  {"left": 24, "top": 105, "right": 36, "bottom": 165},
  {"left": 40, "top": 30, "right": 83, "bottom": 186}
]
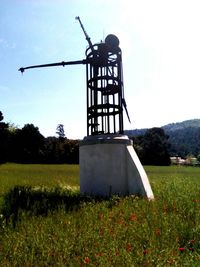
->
[{"left": 0, "top": 164, "right": 200, "bottom": 266}]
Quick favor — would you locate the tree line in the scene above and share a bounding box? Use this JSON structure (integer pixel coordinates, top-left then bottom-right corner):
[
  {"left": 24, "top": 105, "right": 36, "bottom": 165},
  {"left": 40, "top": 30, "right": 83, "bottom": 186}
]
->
[
  {"left": 126, "top": 119, "right": 200, "bottom": 160},
  {"left": 0, "top": 112, "right": 79, "bottom": 164},
  {"left": 131, "top": 127, "right": 171, "bottom": 166},
  {"left": 0, "top": 111, "right": 171, "bottom": 165},
  {"left": 166, "top": 127, "right": 200, "bottom": 158}
]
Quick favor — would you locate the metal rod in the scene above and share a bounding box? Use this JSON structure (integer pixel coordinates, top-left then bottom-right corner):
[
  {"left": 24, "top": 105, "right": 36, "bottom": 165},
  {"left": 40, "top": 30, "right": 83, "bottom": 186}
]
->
[
  {"left": 75, "top": 16, "right": 94, "bottom": 51},
  {"left": 19, "top": 59, "right": 86, "bottom": 73}
]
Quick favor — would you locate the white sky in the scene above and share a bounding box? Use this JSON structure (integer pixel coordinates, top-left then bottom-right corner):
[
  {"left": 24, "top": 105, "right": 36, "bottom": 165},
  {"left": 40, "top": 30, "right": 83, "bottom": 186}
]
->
[{"left": 1, "top": 0, "right": 200, "bottom": 138}]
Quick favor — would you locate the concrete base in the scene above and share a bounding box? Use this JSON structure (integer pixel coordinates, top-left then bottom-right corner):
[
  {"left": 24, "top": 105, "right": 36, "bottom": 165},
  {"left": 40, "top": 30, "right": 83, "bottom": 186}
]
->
[{"left": 79, "top": 135, "right": 154, "bottom": 199}]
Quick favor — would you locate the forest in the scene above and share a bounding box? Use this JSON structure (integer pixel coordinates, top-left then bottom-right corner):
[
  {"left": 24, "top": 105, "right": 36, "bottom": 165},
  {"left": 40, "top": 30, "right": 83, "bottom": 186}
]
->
[
  {"left": 126, "top": 119, "right": 200, "bottom": 159},
  {"left": 0, "top": 111, "right": 79, "bottom": 164},
  {"left": 0, "top": 111, "right": 170, "bottom": 165}
]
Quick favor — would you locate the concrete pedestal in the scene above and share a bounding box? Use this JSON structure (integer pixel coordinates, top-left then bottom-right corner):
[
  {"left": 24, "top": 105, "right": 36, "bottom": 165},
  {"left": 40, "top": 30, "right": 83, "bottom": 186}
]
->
[{"left": 79, "top": 135, "right": 154, "bottom": 199}]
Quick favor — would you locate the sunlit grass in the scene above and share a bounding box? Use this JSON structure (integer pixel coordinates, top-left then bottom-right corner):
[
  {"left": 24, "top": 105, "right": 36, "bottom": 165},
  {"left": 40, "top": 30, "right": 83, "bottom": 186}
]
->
[
  {"left": 0, "top": 163, "right": 79, "bottom": 192},
  {"left": 1, "top": 164, "right": 200, "bottom": 266}
]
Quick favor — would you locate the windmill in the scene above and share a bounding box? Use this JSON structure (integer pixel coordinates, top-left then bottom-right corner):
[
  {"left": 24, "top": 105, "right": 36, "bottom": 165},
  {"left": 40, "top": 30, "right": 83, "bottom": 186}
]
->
[
  {"left": 19, "top": 17, "right": 131, "bottom": 136},
  {"left": 19, "top": 17, "right": 154, "bottom": 199}
]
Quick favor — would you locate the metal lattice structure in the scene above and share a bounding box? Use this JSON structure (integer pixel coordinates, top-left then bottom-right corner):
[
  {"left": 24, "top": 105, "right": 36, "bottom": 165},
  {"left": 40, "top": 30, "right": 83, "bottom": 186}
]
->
[
  {"left": 19, "top": 17, "right": 130, "bottom": 136},
  {"left": 85, "top": 35, "right": 124, "bottom": 135}
]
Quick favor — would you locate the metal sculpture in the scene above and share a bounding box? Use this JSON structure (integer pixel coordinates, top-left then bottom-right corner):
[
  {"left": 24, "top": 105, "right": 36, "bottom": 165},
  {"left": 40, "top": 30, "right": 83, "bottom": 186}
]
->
[{"left": 19, "top": 17, "right": 130, "bottom": 136}]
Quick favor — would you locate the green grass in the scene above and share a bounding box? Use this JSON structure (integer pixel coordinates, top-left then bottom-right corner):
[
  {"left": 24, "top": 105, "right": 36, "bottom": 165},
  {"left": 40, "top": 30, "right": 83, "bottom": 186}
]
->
[
  {"left": 1, "top": 164, "right": 200, "bottom": 266},
  {"left": 0, "top": 163, "right": 79, "bottom": 204}
]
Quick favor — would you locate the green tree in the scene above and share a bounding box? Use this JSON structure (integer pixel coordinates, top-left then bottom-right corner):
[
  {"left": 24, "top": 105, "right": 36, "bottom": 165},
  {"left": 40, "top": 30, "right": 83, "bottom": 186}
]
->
[
  {"left": 56, "top": 124, "right": 65, "bottom": 141},
  {"left": 0, "top": 111, "right": 3, "bottom": 122},
  {"left": 197, "top": 153, "right": 200, "bottom": 163},
  {"left": 0, "top": 111, "right": 9, "bottom": 163},
  {"left": 43, "top": 137, "right": 79, "bottom": 164},
  {"left": 16, "top": 124, "right": 45, "bottom": 163},
  {"left": 140, "top": 127, "right": 171, "bottom": 166}
]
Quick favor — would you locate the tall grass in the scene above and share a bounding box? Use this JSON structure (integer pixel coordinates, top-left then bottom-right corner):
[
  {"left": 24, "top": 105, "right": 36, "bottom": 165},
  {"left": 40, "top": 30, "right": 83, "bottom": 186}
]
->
[
  {"left": 0, "top": 163, "right": 79, "bottom": 206},
  {"left": 0, "top": 164, "right": 200, "bottom": 266}
]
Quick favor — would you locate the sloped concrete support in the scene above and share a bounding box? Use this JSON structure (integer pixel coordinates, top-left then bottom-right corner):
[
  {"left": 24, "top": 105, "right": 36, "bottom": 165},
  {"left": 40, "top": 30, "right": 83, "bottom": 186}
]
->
[
  {"left": 126, "top": 145, "right": 154, "bottom": 199},
  {"left": 79, "top": 135, "right": 154, "bottom": 199}
]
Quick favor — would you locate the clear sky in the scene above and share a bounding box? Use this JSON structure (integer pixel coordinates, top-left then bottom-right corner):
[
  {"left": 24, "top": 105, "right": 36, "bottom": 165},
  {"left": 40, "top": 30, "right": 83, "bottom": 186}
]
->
[{"left": 1, "top": 0, "right": 200, "bottom": 139}]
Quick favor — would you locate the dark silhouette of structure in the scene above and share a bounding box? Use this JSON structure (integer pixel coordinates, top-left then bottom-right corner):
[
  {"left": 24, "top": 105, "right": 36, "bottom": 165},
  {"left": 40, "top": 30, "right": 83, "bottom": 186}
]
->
[
  {"left": 19, "top": 17, "right": 130, "bottom": 136},
  {"left": 19, "top": 17, "right": 154, "bottom": 199}
]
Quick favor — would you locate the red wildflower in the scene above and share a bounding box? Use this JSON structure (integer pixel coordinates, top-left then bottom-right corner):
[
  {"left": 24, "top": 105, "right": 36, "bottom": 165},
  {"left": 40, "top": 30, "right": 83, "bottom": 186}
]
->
[
  {"left": 193, "top": 199, "right": 200, "bottom": 203},
  {"left": 178, "top": 247, "right": 185, "bottom": 252},
  {"left": 115, "top": 250, "right": 120, "bottom": 256},
  {"left": 189, "top": 247, "right": 194, "bottom": 252},
  {"left": 97, "top": 252, "right": 103, "bottom": 257},
  {"left": 83, "top": 257, "right": 90, "bottom": 264},
  {"left": 155, "top": 228, "right": 161, "bottom": 236},
  {"left": 126, "top": 243, "right": 132, "bottom": 252},
  {"left": 129, "top": 213, "right": 137, "bottom": 221},
  {"left": 117, "top": 219, "right": 124, "bottom": 225}
]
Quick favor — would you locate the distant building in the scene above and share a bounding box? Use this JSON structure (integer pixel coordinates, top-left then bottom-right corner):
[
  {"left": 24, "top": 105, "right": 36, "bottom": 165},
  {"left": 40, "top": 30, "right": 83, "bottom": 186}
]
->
[
  {"left": 170, "top": 156, "right": 186, "bottom": 165},
  {"left": 185, "top": 156, "right": 198, "bottom": 166},
  {"left": 170, "top": 156, "right": 198, "bottom": 166}
]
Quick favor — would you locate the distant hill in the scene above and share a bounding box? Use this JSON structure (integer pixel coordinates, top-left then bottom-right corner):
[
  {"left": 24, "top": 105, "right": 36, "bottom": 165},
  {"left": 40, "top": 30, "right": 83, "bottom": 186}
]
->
[
  {"left": 125, "top": 119, "right": 200, "bottom": 157},
  {"left": 162, "top": 119, "right": 200, "bottom": 132},
  {"left": 124, "top": 128, "right": 148, "bottom": 137}
]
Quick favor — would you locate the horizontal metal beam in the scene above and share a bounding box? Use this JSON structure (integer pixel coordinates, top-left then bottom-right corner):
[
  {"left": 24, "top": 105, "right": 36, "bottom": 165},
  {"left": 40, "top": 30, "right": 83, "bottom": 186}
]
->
[{"left": 18, "top": 59, "right": 87, "bottom": 73}]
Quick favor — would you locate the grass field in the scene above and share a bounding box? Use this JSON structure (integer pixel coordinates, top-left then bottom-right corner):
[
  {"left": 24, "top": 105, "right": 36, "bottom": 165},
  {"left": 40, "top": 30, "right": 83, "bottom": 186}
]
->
[{"left": 0, "top": 164, "right": 200, "bottom": 266}]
